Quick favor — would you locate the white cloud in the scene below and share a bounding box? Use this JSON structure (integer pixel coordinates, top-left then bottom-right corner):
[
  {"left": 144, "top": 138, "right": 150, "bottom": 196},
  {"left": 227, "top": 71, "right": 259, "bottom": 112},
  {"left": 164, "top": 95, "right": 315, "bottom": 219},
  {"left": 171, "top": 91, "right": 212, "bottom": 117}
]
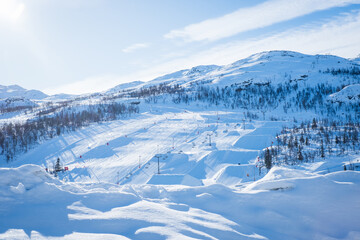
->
[
  {"left": 122, "top": 43, "right": 149, "bottom": 53},
  {"left": 126, "top": 10, "right": 360, "bottom": 85},
  {"left": 188, "top": 10, "right": 360, "bottom": 63},
  {"left": 164, "top": 0, "right": 360, "bottom": 42},
  {"left": 44, "top": 10, "right": 360, "bottom": 95}
]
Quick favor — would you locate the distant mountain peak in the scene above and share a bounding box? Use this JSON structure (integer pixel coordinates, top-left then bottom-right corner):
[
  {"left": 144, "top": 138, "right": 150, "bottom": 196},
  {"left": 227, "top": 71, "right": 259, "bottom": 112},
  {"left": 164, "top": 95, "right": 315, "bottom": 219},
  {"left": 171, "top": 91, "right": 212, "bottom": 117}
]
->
[
  {"left": 185, "top": 65, "right": 219, "bottom": 76},
  {"left": 106, "top": 81, "right": 145, "bottom": 94},
  {"left": 103, "top": 51, "right": 360, "bottom": 96},
  {"left": 0, "top": 84, "right": 48, "bottom": 100}
]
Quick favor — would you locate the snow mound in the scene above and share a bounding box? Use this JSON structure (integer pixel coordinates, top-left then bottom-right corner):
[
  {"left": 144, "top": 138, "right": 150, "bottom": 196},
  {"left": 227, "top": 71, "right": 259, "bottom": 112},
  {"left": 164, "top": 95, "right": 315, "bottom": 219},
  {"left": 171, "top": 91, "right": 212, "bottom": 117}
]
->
[
  {"left": 214, "top": 165, "right": 257, "bottom": 186},
  {"left": 234, "top": 122, "right": 282, "bottom": 150},
  {"left": 0, "top": 164, "right": 60, "bottom": 193},
  {"left": 147, "top": 174, "right": 203, "bottom": 186},
  {"left": 1, "top": 165, "right": 360, "bottom": 239},
  {"left": 244, "top": 166, "right": 318, "bottom": 192},
  {"left": 189, "top": 150, "right": 258, "bottom": 181}
]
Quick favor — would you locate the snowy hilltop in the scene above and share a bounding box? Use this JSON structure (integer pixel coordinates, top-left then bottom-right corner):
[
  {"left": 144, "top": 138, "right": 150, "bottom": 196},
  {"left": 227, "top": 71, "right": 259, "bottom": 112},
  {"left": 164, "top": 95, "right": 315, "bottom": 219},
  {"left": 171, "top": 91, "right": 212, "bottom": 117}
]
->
[
  {"left": 328, "top": 84, "right": 360, "bottom": 103},
  {"left": 0, "top": 84, "right": 48, "bottom": 100},
  {"left": 107, "top": 50, "right": 359, "bottom": 92},
  {"left": 0, "top": 50, "right": 359, "bottom": 239}
]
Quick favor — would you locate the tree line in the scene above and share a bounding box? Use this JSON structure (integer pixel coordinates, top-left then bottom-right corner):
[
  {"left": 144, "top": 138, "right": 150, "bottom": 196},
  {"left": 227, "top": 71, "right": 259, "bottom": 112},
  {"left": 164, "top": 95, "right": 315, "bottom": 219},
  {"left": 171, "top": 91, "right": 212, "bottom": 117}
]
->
[
  {"left": 0, "top": 102, "right": 139, "bottom": 162},
  {"left": 164, "top": 82, "right": 359, "bottom": 121},
  {"left": 259, "top": 118, "right": 360, "bottom": 170},
  {"left": 322, "top": 67, "right": 360, "bottom": 76}
]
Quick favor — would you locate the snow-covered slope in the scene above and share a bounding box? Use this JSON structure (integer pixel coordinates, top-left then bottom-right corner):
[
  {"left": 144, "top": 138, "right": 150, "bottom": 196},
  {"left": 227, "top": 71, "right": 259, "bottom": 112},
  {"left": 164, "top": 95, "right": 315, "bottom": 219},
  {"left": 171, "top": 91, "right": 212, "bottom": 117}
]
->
[
  {"left": 44, "top": 93, "right": 77, "bottom": 101},
  {"left": 328, "top": 84, "right": 360, "bottom": 103},
  {"left": 1, "top": 164, "right": 359, "bottom": 240},
  {"left": 1, "top": 50, "right": 359, "bottom": 239},
  {"left": 0, "top": 85, "right": 48, "bottom": 100},
  {"left": 111, "top": 51, "right": 359, "bottom": 91},
  {"left": 351, "top": 56, "right": 360, "bottom": 64},
  {"left": 0, "top": 97, "right": 38, "bottom": 109},
  {"left": 210, "top": 50, "right": 355, "bottom": 87},
  {"left": 145, "top": 65, "right": 220, "bottom": 87},
  {"left": 106, "top": 81, "right": 144, "bottom": 93}
]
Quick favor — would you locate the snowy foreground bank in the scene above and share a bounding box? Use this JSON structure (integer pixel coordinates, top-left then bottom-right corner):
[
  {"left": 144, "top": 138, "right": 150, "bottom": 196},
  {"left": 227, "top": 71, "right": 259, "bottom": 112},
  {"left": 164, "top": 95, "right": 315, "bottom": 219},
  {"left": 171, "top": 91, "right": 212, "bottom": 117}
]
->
[{"left": 0, "top": 164, "right": 359, "bottom": 240}]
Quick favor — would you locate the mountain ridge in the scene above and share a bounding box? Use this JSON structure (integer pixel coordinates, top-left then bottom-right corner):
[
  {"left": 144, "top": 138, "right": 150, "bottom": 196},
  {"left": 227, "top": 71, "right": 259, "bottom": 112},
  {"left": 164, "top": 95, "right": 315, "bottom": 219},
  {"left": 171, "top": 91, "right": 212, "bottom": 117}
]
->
[
  {"left": 106, "top": 50, "right": 359, "bottom": 93},
  {"left": 0, "top": 84, "right": 48, "bottom": 100}
]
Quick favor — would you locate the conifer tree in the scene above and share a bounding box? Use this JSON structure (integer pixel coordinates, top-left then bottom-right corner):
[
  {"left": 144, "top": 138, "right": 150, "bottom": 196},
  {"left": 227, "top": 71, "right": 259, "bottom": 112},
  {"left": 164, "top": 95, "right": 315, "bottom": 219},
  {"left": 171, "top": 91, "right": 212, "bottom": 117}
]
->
[
  {"left": 298, "top": 146, "right": 304, "bottom": 161},
  {"left": 54, "top": 158, "right": 62, "bottom": 172},
  {"left": 265, "top": 148, "right": 272, "bottom": 170},
  {"left": 320, "top": 140, "right": 325, "bottom": 158}
]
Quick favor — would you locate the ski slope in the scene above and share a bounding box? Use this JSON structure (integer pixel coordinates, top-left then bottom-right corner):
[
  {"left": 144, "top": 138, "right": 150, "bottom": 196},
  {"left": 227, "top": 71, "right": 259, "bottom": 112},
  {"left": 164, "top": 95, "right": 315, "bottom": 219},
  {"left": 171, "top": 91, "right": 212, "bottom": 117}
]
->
[
  {"left": 1, "top": 102, "right": 360, "bottom": 239},
  {"left": 4, "top": 104, "right": 276, "bottom": 186},
  {"left": 1, "top": 50, "right": 360, "bottom": 239}
]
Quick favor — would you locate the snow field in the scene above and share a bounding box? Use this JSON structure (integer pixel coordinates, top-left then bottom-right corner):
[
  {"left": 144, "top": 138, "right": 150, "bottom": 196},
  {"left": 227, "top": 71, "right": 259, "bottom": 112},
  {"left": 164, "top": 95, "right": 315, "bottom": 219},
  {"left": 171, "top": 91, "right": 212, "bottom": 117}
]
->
[
  {"left": 1, "top": 164, "right": 360, "bottom": 239},
  {"left": 3, "top": 107, "right": 274, "bottom": 187}
]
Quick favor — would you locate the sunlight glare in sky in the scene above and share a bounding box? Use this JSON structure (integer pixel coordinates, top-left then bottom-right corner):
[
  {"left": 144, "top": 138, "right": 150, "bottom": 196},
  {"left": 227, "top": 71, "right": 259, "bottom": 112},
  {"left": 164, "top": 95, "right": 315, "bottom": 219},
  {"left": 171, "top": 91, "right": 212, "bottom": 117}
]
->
[{"left": 0, "top": 0, "right": 25, "bottom": 24}]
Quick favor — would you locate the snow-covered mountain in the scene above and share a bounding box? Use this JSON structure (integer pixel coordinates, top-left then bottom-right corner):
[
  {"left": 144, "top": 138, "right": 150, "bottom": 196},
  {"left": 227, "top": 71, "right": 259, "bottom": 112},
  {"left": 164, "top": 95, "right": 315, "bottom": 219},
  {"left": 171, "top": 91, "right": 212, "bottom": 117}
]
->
[
  {"left": 0, "top": 84, "right": 48, "bottom": 100},
  {"left": 44, "top": 93, "right": 77, "bottom": 101},
  {"left": 351, "top": 56, "right": 360, "bottom": 64},
  {"left": 1, "top": 50, "right": 359, "bottom": 240},
  {"left": 145, "top": 64, "right": 220, "bottom": 87},
  {"left": 0, "top": 97, "right": 38, "bottom": 109},
  {"left": 114, "top": 51, "right": 359, "bottom": 91},
  {"left": 106, "top": 81, "right": 144, "bottom": 94}
]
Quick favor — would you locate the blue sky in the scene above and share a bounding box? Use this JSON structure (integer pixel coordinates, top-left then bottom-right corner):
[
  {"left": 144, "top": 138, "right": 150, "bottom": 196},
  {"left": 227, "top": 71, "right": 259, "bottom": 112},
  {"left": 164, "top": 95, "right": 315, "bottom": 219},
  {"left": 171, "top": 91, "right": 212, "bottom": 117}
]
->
[{"left": 1, "top": 0, "right": 360, "bottom": 95}]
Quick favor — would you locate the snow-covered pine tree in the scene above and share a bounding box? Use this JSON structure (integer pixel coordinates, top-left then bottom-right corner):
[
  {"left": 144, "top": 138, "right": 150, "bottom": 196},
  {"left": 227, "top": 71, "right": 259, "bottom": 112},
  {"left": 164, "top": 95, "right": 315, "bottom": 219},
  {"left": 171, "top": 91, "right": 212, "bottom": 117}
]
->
[{"left": 265, "top": 148, "right": 272, "bottom": 170}]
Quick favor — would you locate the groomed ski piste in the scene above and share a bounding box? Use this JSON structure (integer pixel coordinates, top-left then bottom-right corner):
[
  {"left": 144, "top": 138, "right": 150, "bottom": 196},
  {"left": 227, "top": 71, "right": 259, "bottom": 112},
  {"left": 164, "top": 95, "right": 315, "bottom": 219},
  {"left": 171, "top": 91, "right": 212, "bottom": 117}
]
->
[{"left": 1, "top": 102, "right": 360, "bottom": 240}]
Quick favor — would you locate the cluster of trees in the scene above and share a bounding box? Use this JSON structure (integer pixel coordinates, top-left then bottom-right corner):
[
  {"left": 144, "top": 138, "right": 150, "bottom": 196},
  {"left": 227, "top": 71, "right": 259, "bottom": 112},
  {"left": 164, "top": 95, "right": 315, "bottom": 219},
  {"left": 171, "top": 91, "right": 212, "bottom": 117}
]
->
[
  {"left": 259, "top": 118, "right": 360, "bottom": 169},
  {"left": 0, "top": 102, "right": 139, "bottom": 162},
  {"left": 323, "top": 67, "right": 360, "bottom": 76},
  {"left": 129, "top": 83, "right": 184, "bottom": 99},
  {"left": 164, "top": 81, "right": 359, "bottom": 121},
  {"left": 37, "top": 101, "right": 72, "bottom": 117},
  {"left": 88, "top": 67, "right": 359, "bottom": 122},
  {"left": 0, "top": 97, "right": 37, "bottom": 114},
  {"left": 169, "top": 82, "right": 284, "bottom": 109},
  {"left": 0, "top": 105, "right": 34, "bottom": 114},
  {"left": 101, "top": 83, "right": 185, "bottom": 103}
]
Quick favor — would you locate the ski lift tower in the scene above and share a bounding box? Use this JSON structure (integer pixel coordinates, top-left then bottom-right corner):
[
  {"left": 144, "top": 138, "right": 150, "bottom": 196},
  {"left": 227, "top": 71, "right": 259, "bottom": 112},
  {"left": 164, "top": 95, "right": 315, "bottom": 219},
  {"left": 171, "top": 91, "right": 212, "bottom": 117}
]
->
[
  {"left": 207, "top": 133, "right": 213, "bottom": 146},
  {"left": 155, "top": 154, "right": 161, "bottom": 174},
  {"left": 154, "top": 154, "right": 168, "bottom": 174}
]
